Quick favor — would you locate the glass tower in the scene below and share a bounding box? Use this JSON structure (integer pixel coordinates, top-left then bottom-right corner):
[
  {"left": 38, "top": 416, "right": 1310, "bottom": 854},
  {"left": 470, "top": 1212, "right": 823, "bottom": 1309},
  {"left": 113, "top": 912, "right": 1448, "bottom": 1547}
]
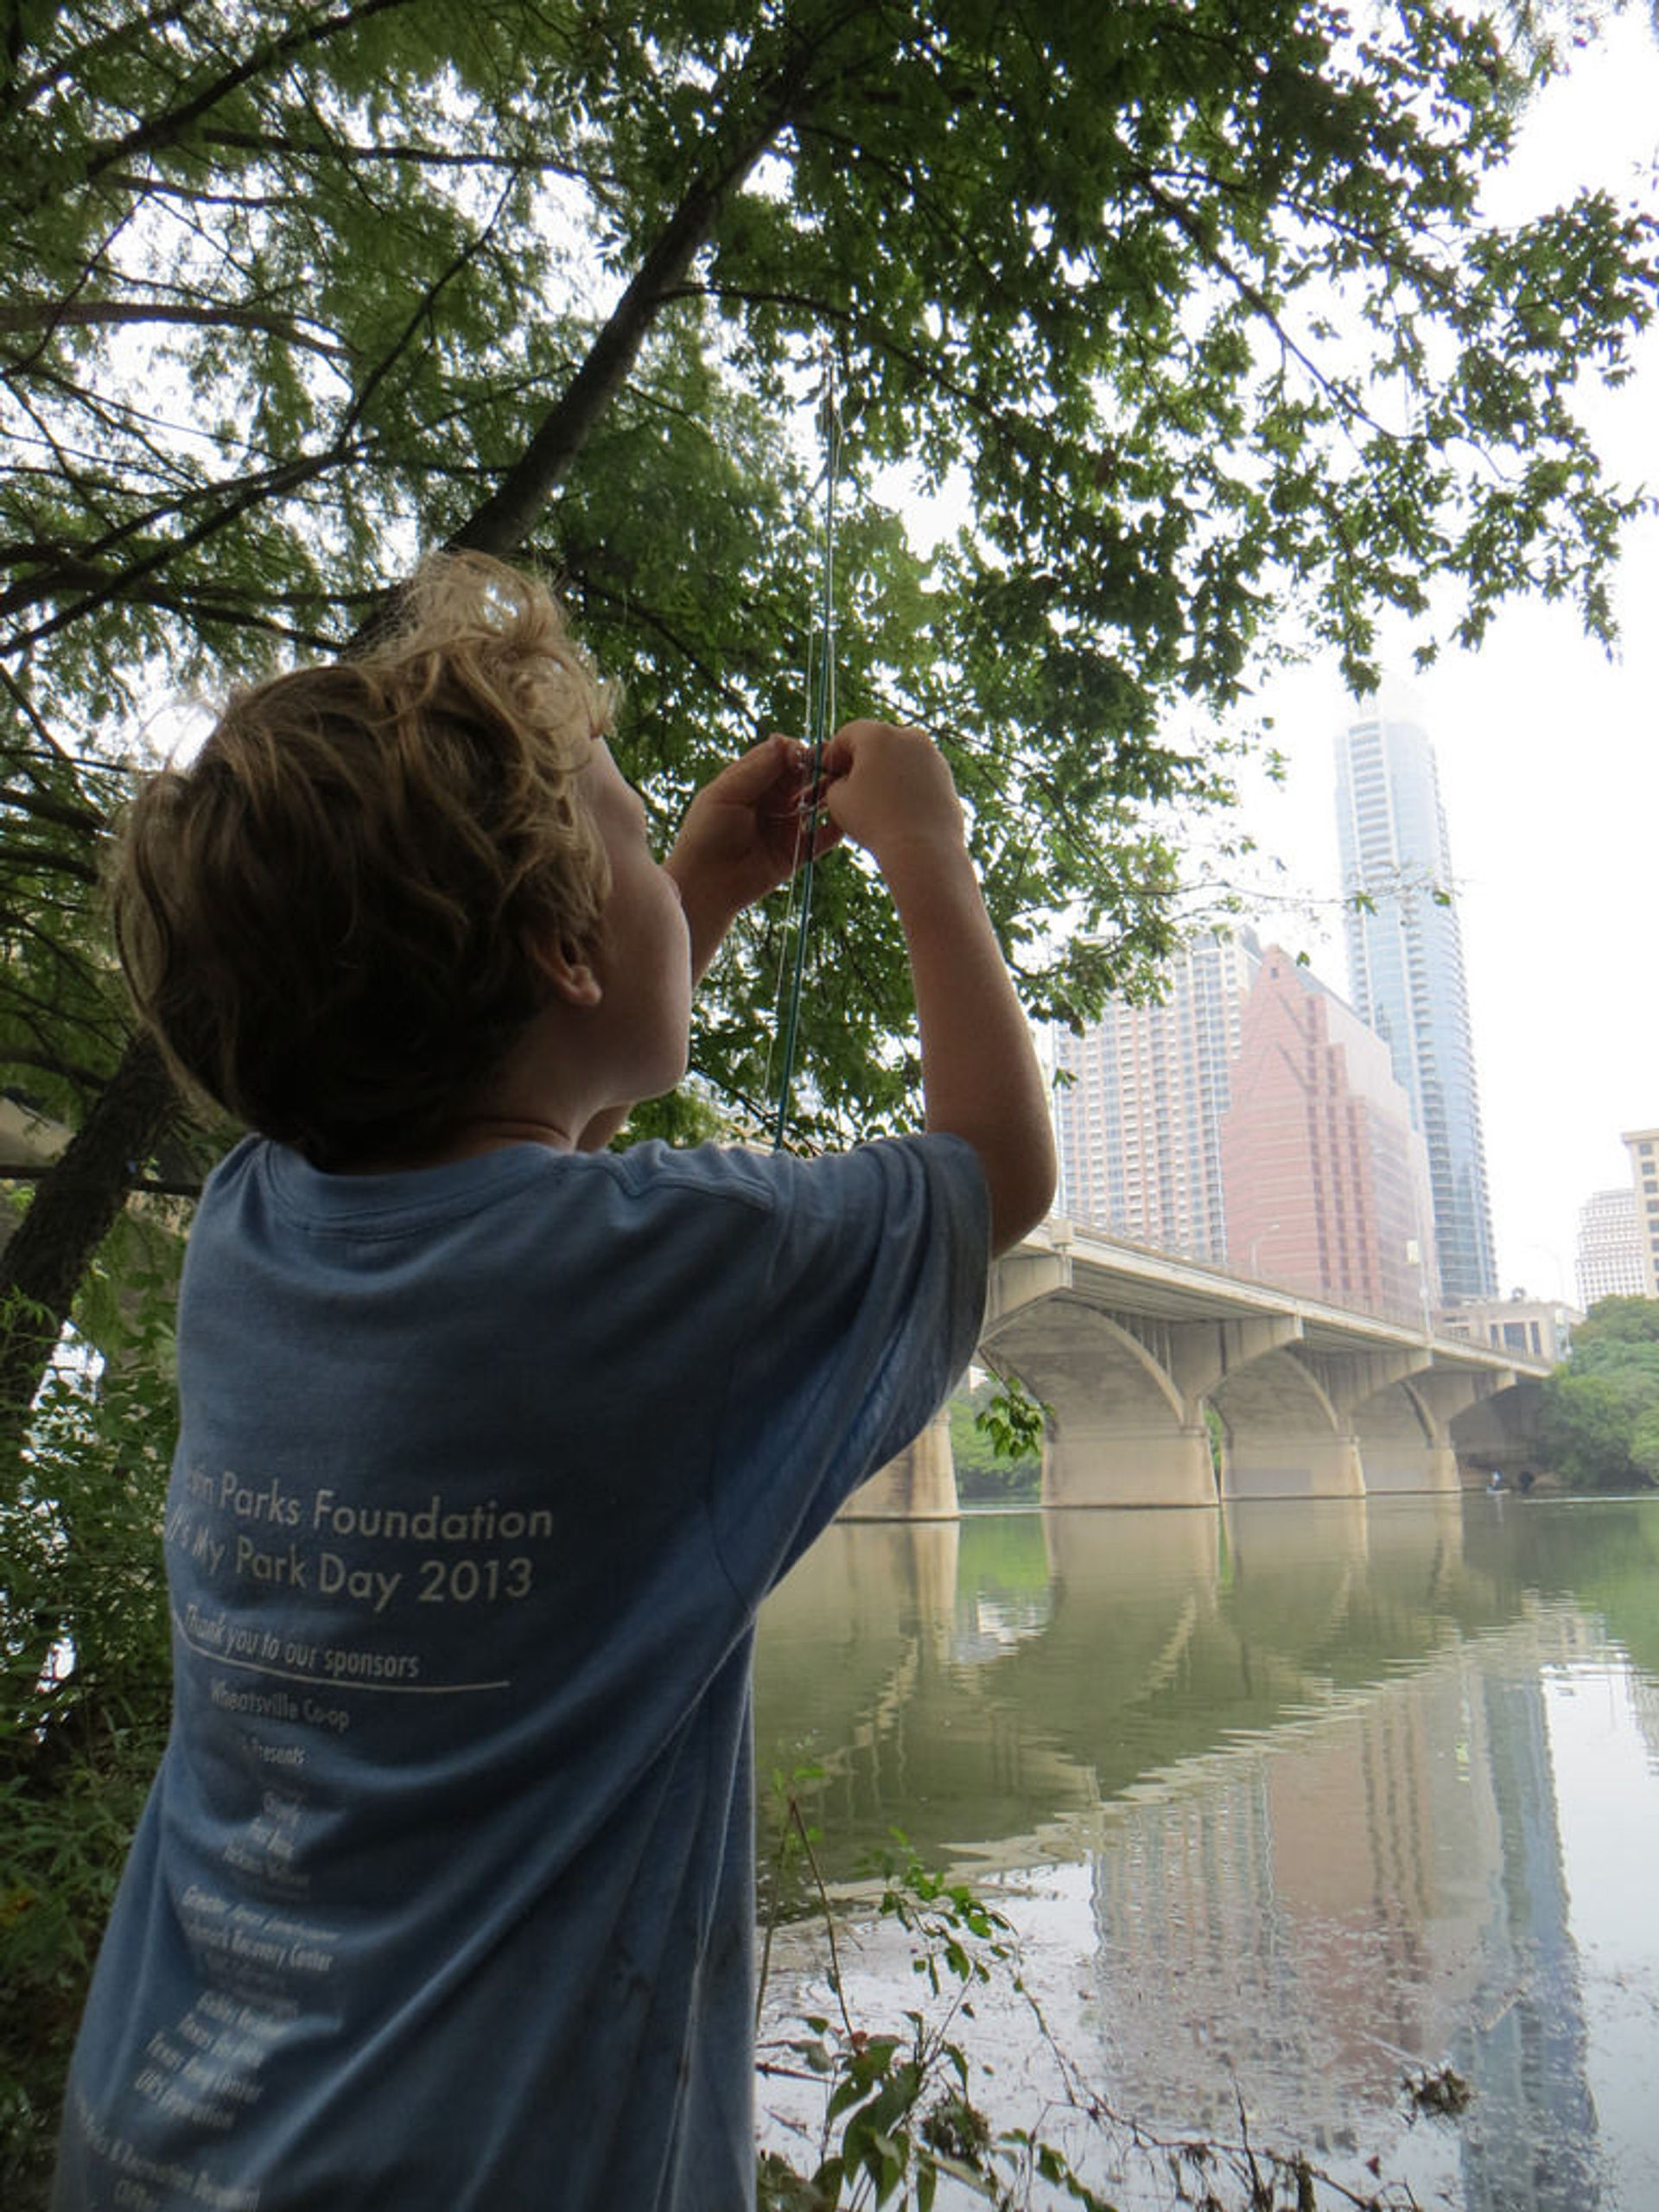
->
[{"left": 1335, "top": 693, "right": 1497, "bottom": 1301}]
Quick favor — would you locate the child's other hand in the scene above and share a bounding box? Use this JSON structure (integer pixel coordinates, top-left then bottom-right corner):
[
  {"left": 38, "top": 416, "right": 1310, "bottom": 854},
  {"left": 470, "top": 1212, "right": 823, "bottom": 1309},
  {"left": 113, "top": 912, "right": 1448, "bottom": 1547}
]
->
[
  {"left": 818, "top": 721, "right": 965, "bottom": 866},
  {"left": 665, "top": 733, "right": 841, "bottom": 975}
]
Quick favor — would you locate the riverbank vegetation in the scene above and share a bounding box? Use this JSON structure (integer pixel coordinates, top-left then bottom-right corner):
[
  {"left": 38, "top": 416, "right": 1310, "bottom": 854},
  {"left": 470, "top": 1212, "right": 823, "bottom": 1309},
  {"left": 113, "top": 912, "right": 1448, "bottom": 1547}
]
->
[
  {"left": 0, "top": 1303, "right": 177, "bottom": 2204},
  {"left": 1541, "top": 1296, "right": 1659, "bottom": 1491},
  {"left": 757, "top": 1789, "right": 1448, "bottom": 2210}
]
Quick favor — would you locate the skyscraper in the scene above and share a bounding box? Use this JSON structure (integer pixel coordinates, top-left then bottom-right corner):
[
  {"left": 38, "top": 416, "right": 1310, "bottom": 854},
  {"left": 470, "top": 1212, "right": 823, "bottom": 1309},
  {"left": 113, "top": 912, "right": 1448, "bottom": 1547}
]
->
[
  {"left": 1053, "top": 931, "right": 1260, "bottom": 1258},
  {"left": 1220, "top": 946, "right": 1439, "bottom": 1317},
  {"left": 1574, "top": 1184, "right": 1643, "bottom": 1306},
  {"left": 1335, "top": 690, "right": 1497, "bottom": 1301}
]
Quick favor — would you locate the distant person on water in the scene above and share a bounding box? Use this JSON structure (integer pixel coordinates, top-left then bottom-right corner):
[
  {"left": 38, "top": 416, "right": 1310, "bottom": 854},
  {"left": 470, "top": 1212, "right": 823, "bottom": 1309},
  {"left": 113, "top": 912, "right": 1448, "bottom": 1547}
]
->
[{"left": 54, "top": 553, "right": 1055, "bottom": 2212}]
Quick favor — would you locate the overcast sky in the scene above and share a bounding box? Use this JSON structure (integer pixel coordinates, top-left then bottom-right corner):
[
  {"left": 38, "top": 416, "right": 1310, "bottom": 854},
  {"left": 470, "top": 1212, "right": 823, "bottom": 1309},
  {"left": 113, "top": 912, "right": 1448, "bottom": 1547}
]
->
[{"left": 1222, "top": 11, "right": 1659, "bottom": 1306}]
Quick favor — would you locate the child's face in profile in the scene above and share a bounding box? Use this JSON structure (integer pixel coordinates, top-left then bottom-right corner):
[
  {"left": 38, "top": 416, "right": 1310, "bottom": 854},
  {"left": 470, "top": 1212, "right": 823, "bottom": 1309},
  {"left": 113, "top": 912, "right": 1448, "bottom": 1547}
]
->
[{"left": 577, "top": 742, "right": 693, "bottom": 1107}]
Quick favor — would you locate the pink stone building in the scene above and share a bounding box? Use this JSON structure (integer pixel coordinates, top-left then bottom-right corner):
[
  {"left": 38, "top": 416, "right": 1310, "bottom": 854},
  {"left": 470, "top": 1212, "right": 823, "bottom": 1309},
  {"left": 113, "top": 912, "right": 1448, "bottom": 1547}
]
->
[{"left": 1221, "top": 947, "right": 1439, "bottom": 1319}]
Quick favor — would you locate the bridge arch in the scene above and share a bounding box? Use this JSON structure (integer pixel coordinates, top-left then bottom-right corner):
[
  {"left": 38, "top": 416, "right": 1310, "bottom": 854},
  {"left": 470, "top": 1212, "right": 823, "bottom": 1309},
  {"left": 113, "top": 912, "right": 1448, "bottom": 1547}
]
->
[
  {"left": 1212, "top": 1346, "right": 1364, "bottom": 1501},
  {"left": 1447, "top": 1375, "right": 1543, "bottom": 1482},
  {"left": 1346, "top": 1375, "right": 1459, "bottom": 1494},
  {"left": 982, "top": 1293, "right": 1215, "bottom": 1509}
]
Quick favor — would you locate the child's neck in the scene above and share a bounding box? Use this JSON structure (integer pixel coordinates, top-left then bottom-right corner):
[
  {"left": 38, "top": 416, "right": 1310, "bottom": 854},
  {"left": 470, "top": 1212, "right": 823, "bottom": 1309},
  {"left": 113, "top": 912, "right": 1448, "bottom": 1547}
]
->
[
  {"left": 334, "top": 1113, "right": 578, "bottom": 1174},
  {"left": 446, "top": 1112, "right": 577, "bottom": 1156}
]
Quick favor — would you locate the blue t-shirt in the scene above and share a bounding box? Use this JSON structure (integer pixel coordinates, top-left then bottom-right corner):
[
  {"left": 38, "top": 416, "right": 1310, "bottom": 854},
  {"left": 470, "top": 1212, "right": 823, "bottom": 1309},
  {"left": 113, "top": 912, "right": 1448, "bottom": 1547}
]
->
[{"left": 54, "top": 1133, "right": 988, "bottom": 2212}]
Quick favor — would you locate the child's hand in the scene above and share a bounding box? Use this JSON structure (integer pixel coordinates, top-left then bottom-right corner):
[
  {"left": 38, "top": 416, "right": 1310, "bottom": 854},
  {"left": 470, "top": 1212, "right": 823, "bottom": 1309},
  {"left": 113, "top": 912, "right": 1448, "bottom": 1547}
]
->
[
  {"left": 818, "top": 721, "right": 965, "bottom": 864},
  {"left": 665, "top": 733, "right": 841, "bottom": 977}
]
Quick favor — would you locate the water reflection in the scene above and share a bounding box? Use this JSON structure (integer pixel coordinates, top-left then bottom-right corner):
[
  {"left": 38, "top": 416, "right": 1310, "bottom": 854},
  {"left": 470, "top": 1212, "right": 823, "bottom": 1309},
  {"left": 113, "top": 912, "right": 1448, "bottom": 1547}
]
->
[{"left": 756, "top": 1496, "right": 1659, "bottom": 2209}]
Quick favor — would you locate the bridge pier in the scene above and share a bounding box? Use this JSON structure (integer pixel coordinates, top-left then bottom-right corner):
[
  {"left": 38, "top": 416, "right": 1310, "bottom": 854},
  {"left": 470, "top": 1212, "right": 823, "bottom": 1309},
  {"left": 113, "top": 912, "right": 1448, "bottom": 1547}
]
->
[
  {"left": 1040, "top": 1421, "right": 1216, "bottom": 1510},
  {"left": 843, "top": 1407, "right": 959, "bottom": 1520},
  {"left": 1316, "top": 1351, "right": 1460, "bottom": 1498},
  {"left": 1224, "top": 1428, "right": 1365, "bottom": 1500},
  {"left": 1212, "top": 1342, "right": 1366, "bottom": 1501},
  {"left": 1357, "top": 1433, "right": 1461, "bottom": 1493}
]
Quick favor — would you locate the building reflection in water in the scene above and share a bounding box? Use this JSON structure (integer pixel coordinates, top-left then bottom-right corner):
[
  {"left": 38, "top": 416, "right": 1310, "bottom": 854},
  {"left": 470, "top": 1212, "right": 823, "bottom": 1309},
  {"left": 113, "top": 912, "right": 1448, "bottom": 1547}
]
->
[
  {"left": 1455, "top": 1674, "right": 1599, "bottom": 2211},
  {"left": 755, "top": 1483, "right": 1637, "bottom": 2207}
]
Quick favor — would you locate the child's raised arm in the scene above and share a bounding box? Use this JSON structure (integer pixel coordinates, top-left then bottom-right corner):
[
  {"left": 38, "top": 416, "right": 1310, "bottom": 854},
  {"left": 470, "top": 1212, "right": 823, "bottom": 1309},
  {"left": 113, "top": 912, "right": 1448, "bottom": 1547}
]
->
[{"left": 819, "top": 720, "right": 1056, "bottom": 1255}]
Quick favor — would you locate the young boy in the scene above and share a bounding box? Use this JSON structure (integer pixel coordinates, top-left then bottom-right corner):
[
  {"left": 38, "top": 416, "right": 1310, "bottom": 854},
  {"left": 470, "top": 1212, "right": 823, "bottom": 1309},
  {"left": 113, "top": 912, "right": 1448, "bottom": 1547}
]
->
[{"left": 55, "top": 553, "right": 1054, "bottom": 2212}]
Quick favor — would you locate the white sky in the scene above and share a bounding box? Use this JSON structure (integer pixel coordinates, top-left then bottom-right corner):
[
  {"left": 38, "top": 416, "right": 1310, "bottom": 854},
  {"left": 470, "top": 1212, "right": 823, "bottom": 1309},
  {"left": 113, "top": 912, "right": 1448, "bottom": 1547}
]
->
[{"left": 1222, "top": 12, "right": 1659, "bottom": 1304}]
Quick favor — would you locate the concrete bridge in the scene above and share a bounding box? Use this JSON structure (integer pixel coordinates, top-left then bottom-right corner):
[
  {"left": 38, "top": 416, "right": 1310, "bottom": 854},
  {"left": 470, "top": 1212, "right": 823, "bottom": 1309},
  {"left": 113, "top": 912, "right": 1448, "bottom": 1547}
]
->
[{"left": 857, "top": 1217, "right": 1548, "bottom": 1517}]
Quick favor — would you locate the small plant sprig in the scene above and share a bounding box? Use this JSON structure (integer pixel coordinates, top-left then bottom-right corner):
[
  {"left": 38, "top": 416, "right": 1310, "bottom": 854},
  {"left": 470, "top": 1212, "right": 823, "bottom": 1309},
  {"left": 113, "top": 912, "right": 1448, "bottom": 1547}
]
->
[
  {"left": 973, "top": 1373, "right": 1049, "bottom": 1465},
  {"left": 758, "top": 1811, "right": 1117, "bottom": 2211}
]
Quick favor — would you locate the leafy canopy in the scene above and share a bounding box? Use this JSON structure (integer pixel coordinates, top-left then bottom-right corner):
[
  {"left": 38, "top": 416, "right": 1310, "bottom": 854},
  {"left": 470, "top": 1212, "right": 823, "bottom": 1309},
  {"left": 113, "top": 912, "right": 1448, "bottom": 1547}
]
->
[{"left": 0, "top": 0, "right": 1655, "bottom": 1154}]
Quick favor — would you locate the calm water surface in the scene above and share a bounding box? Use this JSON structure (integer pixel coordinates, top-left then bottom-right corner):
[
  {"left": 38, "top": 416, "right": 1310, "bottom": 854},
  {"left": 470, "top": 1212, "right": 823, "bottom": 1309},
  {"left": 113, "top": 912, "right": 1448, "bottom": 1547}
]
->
[{"left": 753, "top": 1493, "right": 1659, "bottom": 2210}]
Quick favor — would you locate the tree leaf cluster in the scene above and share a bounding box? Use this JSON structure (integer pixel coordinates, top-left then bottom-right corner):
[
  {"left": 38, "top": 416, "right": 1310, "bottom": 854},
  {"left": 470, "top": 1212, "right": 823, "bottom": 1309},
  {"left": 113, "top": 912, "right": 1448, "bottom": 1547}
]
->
[{"left": 947, "top": 1375, "right": 1041, "bottom": 1502}]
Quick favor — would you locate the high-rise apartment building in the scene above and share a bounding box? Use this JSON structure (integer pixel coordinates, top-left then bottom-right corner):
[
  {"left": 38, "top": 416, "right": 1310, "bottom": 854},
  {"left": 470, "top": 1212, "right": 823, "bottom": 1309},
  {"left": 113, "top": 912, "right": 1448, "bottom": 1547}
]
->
[
  {"left": 1335, "top": 690, "right": 1497, "bottom": 1301},
  {"left": 1219, "top": 946, "right": 1439, "bottom": 1318},
  {"left": 1574, "top": 1185, "right": 1644, "bottom": 1307},
  {"left": 1620, "top": 1128, "right": 1659, "bottom": 1299},
  {"left": 1053, "top": 931, "right": 1260, "bottom": 1258}
]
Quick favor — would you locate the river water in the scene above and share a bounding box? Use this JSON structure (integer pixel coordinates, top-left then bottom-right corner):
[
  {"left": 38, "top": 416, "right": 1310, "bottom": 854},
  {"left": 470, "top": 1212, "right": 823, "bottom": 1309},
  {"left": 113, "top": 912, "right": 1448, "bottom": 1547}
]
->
[{"left": 752, "top": 1492, "right": 1659, "bottom": 2209}]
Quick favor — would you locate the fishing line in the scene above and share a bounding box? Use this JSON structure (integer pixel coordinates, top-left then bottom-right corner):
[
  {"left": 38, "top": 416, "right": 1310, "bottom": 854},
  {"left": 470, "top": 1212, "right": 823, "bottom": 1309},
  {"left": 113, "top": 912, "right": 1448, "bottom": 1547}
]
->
[
  {"left": 756, "top": 612, "right": 820, "bottom": 1115},
  {"left": 769, "top": 343, "right": 840, "bottom": 1151}
]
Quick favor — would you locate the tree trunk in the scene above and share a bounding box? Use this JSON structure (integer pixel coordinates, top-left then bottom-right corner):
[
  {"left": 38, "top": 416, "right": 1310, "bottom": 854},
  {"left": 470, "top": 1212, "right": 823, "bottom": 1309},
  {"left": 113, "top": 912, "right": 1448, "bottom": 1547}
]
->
[{"left": 0, "top": 1031, "right": 178, "bottom": 1448}]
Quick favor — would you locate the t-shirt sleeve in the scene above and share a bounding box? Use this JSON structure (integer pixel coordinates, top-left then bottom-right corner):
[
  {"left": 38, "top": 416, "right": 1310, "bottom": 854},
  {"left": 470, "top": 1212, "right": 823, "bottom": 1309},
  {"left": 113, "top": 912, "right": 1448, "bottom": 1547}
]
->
[{"left": 705, "top": 1131, "right": 989, "bottom": 1600}]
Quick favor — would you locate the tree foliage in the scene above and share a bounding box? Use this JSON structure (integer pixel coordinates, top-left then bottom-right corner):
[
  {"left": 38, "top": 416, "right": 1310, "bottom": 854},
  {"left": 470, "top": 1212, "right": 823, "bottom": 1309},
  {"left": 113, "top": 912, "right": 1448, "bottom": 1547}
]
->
[
  {"left": 1541, "top": 1297, "right": 1659, "bottom": 1491},
  {"left": 1, "top": 1306, "right": 179, "bottom": 2197},
  {"left": 0, "top": 0, "right": 1655, "bottom": 1417},
  {"left": 949, "top": 1374, "right": 1041, "bottom": 1503}
]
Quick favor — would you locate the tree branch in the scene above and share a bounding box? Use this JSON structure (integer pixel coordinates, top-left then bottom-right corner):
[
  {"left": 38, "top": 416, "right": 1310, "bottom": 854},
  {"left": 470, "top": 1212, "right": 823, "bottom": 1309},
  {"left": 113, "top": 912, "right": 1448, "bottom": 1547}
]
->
[
  {"left": 0, "top": 1030, "right": 177, "bottom": 1441},
  {"left": 47, "top": 0, "right": 430, "bottom": 208},
  {"left": 440, "top": 15, "right": 830, "bottom": 568},
  {"left": 0, "top": 297, "right": 346, "bottom": 361},
  {"left": 198, "top": 125, "right": 580, "bottom": 179}
]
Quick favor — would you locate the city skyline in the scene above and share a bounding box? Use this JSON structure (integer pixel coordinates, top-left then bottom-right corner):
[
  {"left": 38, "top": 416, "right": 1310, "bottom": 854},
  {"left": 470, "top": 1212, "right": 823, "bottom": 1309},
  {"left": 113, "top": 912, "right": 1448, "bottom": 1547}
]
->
[
  {"left": 1213, "top": 17, "right": 1657, "bottom": 1301},
  {"left": 1052, "top": 926, "right": 1446, "bottom": 1320}
]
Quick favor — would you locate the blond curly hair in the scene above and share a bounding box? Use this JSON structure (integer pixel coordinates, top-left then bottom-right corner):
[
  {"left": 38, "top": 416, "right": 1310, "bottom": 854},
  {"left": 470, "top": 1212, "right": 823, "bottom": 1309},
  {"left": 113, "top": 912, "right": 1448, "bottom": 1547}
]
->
[{"left": 114, "top": 554, "right": 615, "bottom": 1165}]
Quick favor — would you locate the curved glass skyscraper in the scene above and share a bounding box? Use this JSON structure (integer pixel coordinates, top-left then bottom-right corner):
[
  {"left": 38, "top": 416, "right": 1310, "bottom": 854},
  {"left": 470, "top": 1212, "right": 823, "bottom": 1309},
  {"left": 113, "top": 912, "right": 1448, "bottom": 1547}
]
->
[{"left": 1335, "top": 692, "right": 1497, "bottom": 1302}]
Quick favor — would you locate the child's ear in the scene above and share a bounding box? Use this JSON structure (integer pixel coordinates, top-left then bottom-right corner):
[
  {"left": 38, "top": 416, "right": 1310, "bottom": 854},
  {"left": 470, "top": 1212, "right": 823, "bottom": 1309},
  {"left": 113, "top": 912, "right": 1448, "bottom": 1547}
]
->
[{"left": 532, "top": 936, "right": 603, "bottom": 1007}]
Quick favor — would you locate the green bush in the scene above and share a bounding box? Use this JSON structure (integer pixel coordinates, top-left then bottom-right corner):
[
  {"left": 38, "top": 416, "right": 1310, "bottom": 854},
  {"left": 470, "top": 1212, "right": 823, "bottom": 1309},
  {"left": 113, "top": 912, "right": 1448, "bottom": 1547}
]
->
[
  {"left": 1541, "top": 1296, "right": 1659, "bottom": 1491},
  {"left": 0, "top": 1307, "right": 176, "bottom": 2207}
]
